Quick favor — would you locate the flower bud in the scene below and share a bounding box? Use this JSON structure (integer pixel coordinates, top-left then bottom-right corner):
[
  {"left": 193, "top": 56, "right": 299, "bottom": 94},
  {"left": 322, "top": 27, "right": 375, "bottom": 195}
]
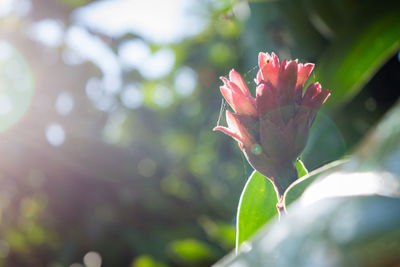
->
[{"left": 214, "top": 52, "right": 330, "bottom": 196}]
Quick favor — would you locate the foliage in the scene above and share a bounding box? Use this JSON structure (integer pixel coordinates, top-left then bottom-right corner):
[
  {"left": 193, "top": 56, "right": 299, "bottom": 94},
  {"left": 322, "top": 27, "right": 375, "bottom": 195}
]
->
[
  {"left": 235, "top": 171, "right": 277, "bottom": 248},
  {"left": 0, "top": 0, "right": 398, "bottom": 266},
  {"left": 215, "top": 100, "right": 400, "bottom": 266},
  {"left": 236, "top": 159, "right": 308, "bottom": 249}
]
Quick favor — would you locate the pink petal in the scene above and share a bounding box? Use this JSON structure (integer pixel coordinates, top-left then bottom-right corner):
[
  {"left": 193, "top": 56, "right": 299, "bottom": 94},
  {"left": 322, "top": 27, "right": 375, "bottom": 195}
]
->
[
  {"left": 312, "top": 89, "right": 331, "bottom": 109},
  {"left": 280, "top": 59, "right": 287, "bottom": 70},
  {"left": 302, "top": 83, "right": 330, "bottom": 109},
  {"left": 227, "top": 80, "right": 246, "bottom": 95},
  {"left": 290, "top": 115, "right": 310, "bottom": 156},
  {"left": 294, "top": 63, "right": 314, "bottom": 104},
  {"left": 220, "top": 83, "right": 257, "bottom": 117},
  {"left": 220, "top": 76, "right": 229, "bottom": 84},
  {"left": 258, "top": 52, "right": 279, "bottom": 87},
  {"left": 271, "top": 52, "right": 279, "bottom": 66},
  {"left": 319, "top": 89, "right": 331, "bottom": 104},
  {"left": 234, "top": 95, "right": 257, "bottom": 117},
  {"left": 213, "top": 126, "right": 242, "bottom": 142},
  {"left": 220, "top": 86, "right": 234, "bottom": 106},
  {"left": 255, "top": 69, "right": 263, "bottom": 84},
  {"left": 229, "top": 69, "right": 252, "bottom": 97},
  {"left": 213, "top": 110, "right": 244, "bottom": 143},
  {"left": 277, "top": 60, "right": 298, "bottom": 106},
  {"left": 296, "top": 63, "right": 314, "bottom": 88},
  {"left": 259, "top": 118, "right": 288, "bottom": 161},
  {"left": 256, "top": 82, "right": 282, "bottom": 125},
  {"left": 226, "top": 111, "right": 254, "bottom": 148},
  {"left": 258, "top": 52, "right": 269, "bottom": 68},
  {"left": 225, "top": 110, "right": 240, "bottom": 133},
  {"left": 302, "top": 82, "right": 321, "bottom": 104}
]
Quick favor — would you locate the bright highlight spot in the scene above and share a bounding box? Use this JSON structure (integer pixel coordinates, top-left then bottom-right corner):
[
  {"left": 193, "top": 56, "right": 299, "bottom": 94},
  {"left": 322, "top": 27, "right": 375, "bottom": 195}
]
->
[
  {"left": 0, "top": 95, "right": 13, "bottom": 115},
  {"left": 120, "top": 45, "right": 175, "bottom": 80},
  {"left": 55, "top": 92, "right": 74, "bottom": 115},
  {"left": 251, "top": 144, "right": 262, "bottom": 155},
  {"left": 85, "top": 77, "right": 102, "bottom": 102},
  {"left": 121, "top": 84, "right": 143, "bottom": 109},
  {"left": 0, "top": 0, "right": 31, "bottom": 17},
  {"left": 45, "top": 123, "right": 66, "bottom": 146},
  {"left": 83, "top": 251, "right": 102, "bottom": 267},
  {"left": 72, "top": 0, "right": 207, "bottom": 44},
  {"left": 28, "top": 19, "right": 64, "bottom": 47},
  {"left": 66, "top": 26, "right": 122, "bottom": 93},
  {"left": 232, "top": 1, "right": 251, "bottom": 21},
  {"left": 301, "top": 171, "right": 400, "bottom": 206},
  {"left": 118, "top": 39, "right": 150, "bottom": 69},
  {"left": 174, "top": 66, "right": 197, "bottom": 97},
  {"left": 139, "top": 48, "right": 175, "bottom": 80}
]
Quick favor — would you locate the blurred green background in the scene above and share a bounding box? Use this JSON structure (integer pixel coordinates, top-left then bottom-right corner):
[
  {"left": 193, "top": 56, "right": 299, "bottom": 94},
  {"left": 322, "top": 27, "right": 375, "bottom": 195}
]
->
[{"left": 0, "top": 0, "right": 399, "bottom": 266}]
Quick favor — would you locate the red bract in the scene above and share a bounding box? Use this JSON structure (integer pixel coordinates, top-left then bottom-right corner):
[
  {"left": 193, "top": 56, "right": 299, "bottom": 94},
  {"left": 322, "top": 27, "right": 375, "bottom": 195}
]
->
[{"left": 214, "top": 52, "right": 330, "bottom": 195}]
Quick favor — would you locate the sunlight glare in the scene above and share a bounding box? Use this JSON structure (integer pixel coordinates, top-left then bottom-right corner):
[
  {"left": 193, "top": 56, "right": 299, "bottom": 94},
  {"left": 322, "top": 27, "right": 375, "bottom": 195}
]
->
[
  {"left": 72, "top": 0, "right": 207, "bottom": 44},
  {"left": 28, "top": 19, "right": 64, "bottom": 47},
  {"left": 301, "top": 171, "right": 400, "bottom": 206}
]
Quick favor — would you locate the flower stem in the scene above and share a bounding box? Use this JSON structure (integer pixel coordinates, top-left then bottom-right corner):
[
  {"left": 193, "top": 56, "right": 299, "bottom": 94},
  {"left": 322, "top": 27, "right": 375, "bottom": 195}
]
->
[
  {"left": 276, "top": 196, "right": 285, "bottom": 220},
  {"left": 271, "top": 163, "right": 298, "bottom": 219}
]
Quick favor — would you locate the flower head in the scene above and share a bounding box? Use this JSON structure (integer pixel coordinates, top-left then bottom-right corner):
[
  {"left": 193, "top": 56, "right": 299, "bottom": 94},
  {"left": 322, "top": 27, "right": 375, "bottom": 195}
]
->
[{"left": 214, "top": 52, "right": 330, "bottom": 195}]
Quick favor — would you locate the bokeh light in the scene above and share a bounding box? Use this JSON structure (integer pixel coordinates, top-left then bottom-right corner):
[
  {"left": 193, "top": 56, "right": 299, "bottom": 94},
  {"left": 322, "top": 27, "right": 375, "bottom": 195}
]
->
[
  {"left": 83, "top": 251, "right": 102, "bottom": 267},
  {"left": 45, "top": 123, "right": 66, "bottom": 146}
]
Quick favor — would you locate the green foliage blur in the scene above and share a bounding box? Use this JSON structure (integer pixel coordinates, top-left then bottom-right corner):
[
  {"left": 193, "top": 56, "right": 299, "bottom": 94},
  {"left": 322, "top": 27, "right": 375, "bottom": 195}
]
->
[{"left": 0, "top": 0, "right": 399, "bottom": 266}]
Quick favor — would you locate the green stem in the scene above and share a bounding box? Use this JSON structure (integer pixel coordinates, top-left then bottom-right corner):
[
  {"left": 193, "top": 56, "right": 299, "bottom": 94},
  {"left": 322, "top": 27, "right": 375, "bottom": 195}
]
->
[{"left": 271, "top": 162, "right": 298, "bottom": 218}]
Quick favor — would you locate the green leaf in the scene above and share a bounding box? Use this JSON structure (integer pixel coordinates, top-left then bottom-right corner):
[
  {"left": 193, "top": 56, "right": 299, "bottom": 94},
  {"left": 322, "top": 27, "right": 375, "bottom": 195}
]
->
[
  {"left": 216, "top": 196, "right": 400, "bottom": 267},
  {"left": 131, "top": 255, "right": 167, "bottom": 267},
  {"left": 284, "top": 159, "right": 347, "bottom": 207},
  {"left": 236, "top": 171, "right": 278, "bottom": 250},
  {"left": 295, "top": 159, "right": 308, "bottom": 178},
  {"left": 316, "top": 9, "right": 400, "bottom": 107},
  {"left": 169, "top": 239, "right": 216, "bottom": 264}
]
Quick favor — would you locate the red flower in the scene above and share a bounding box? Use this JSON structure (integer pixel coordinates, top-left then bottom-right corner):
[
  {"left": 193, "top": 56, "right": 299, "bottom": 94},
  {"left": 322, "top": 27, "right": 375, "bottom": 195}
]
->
[{"left": 214, "top": 52, "right": 330, "bottom": 195}]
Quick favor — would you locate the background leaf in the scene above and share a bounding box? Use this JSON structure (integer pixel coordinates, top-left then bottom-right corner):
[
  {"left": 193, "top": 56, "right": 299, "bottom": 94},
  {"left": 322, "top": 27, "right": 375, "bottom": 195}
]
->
[
  {"left": 236, "top": 171, "right": 278, "bottom": 250},
  {"left": 315, "top": 7, "right": 400, "bottom": 108}
]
